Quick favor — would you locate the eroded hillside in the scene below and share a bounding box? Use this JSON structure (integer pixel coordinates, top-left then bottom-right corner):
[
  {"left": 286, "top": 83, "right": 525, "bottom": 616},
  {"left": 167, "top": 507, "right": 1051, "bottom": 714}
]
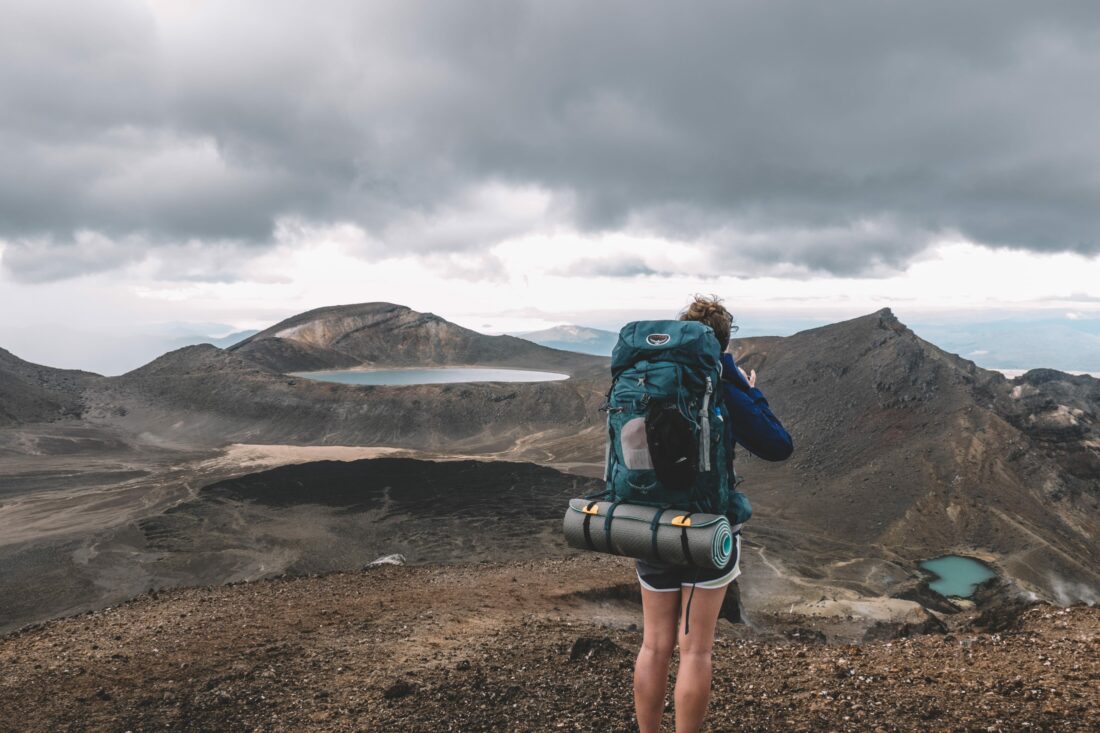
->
[{"left": 729, "top": 309, "right": 1100, "bottom": 599}]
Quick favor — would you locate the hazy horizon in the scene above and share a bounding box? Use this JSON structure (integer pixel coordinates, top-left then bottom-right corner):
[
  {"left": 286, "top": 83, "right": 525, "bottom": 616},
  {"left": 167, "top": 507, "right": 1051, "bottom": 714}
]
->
[{"left": 5, "top": 302, "right": 1100, "bottom": 378}]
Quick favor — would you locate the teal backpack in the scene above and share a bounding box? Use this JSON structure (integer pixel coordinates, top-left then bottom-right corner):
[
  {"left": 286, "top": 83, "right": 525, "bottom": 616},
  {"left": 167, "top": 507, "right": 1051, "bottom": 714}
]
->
[{"left": 600, "top": 320, "right": 731, "bottom": 515}]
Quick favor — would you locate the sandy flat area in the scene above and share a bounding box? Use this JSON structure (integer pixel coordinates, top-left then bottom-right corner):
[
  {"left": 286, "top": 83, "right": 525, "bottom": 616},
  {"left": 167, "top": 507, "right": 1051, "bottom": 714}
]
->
[{"left": 196, "top": 443, "right": 410, "bottom": 471}]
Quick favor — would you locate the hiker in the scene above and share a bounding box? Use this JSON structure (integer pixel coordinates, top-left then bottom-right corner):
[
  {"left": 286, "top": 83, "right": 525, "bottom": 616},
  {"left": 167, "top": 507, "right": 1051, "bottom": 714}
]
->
[{"left": 633, "top": 295, "right": 793, "bottom": 733}]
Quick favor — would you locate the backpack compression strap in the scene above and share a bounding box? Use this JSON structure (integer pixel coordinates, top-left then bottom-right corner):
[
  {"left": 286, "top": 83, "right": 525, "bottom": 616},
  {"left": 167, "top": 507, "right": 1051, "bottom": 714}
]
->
[
  {"left": 672, "top": 512, "right": 696, "bottom": 565},
  {"left": 648, "top": 506, "right": 671, "bottom": 563},
  {"left": 603, "top": 500, "right": 625, "bottom": 553},
  {"left": 581, "top": 501, "right": 600, "bottom": 551}
]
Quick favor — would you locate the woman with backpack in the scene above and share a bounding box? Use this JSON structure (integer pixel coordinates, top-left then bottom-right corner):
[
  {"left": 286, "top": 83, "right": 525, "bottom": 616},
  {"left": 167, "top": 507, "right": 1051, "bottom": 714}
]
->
[{"left": 633, "top": 295, "right": 793, "bottom": 733}]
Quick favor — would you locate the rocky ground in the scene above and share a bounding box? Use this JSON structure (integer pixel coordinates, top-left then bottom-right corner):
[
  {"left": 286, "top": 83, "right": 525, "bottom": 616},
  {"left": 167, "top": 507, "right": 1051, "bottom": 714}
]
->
[{"left": 1, "top": 555, "right": 1096, "bottom": 733}]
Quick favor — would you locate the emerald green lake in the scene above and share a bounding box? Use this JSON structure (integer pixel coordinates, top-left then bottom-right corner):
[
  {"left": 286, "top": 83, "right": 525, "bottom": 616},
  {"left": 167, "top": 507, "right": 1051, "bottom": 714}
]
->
[
  {"left": 920, "top": 555, "right": 996, "bottom": 597},
  {"left": 292, "top": 367, "right": 569, "bottom": 385}
]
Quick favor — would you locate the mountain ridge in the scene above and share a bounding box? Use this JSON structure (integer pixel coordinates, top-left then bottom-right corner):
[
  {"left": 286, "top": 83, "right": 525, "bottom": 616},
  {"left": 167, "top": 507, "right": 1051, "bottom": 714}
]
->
[
  {"left": 0, "top": 346, "right": 103, "bottom": 426},
  {"left": 230, "top": 301, "right": 604, "bottom": 374},
  {"left": 727, "top": 307, "right": 1100, "bottom": 597}
]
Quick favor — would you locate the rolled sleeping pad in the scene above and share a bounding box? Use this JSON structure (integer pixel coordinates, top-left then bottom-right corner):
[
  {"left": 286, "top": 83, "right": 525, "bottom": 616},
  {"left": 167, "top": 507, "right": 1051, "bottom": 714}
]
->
[{"left": 562, "top": 498, "right": 733, "bottom": 569}]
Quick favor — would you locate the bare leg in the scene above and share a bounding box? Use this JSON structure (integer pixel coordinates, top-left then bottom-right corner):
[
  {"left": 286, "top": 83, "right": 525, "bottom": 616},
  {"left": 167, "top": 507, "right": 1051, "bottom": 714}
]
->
[
  {"left": 634, "top": 586, "right": 680, "bottom": 733},
  {"left": 674, "top": 584, "right": 729, "bottom": 733}
]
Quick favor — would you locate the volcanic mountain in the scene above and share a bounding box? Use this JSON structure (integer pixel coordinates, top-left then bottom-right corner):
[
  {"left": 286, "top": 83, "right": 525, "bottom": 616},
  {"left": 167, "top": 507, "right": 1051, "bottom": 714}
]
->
[
  {"left": 229, "top": 302, "right": 599, "bottom": 374},
  {"left": 727, "top": 308, "right": 1100, "bottom": 599},
  {"left": 64, "top": 303, "right": 608, "bottom": 453}
]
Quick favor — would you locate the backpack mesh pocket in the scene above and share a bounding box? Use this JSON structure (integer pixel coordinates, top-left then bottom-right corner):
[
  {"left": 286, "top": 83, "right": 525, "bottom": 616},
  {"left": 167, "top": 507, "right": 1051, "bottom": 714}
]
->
[{"left": 620, "top": 417, "right": 654, "bottom": 469}]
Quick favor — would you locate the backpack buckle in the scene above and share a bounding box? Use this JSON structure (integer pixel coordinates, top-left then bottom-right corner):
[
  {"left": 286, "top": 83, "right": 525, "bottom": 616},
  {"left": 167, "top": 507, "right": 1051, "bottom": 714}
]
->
[
  {"left": 671, "top": 515, "right": 692, "bottom": 527},
  {"left": 582, "top": 502, "right": 600, "bottom": 515}
]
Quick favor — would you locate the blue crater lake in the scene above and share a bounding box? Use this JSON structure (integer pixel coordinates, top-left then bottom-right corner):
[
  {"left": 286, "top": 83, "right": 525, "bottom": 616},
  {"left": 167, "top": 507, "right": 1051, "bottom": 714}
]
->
[
  {"left": 920, "top": 555, "right": 997, "bottom": 598},
  {"left": 292, "top": 367, "right": 570, "bottom": 385}
]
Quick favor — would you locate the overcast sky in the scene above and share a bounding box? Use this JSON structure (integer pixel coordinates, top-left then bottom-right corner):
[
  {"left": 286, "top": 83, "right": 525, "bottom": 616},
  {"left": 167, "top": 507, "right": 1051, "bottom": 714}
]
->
[{"left": 2, "top": 0, "right": 1100, "bottom": 373}]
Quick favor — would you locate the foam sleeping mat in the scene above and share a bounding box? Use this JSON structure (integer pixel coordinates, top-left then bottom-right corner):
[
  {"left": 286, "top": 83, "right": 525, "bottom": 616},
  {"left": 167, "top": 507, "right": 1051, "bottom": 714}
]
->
[{"left": 562, "top": 498, "right": 733, "bottom": 569}]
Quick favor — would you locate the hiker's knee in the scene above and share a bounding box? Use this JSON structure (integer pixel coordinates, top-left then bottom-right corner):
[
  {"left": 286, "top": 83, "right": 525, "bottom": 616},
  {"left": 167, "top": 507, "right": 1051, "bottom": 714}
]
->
[
  {"left": 640, "top": 634, "right": 675, "bottom": 662},
  {"left": 677, "top": 633, "right": 714, "bottom": 659}
]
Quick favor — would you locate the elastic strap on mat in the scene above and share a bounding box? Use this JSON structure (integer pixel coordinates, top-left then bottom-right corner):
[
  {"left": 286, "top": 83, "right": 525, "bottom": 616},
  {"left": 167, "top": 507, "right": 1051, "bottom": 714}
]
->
[
  {"left": 648, "top": 506, "right": 670, "bottom": 563},
  {"left": 581, "top": 501, "right": 600, "bottom": 551},
  {"left": 603, "top": 500, "right": 624, "bottom": 554},
  {"left": 679, "top": 512, "right": 695, "bottom": 566}
]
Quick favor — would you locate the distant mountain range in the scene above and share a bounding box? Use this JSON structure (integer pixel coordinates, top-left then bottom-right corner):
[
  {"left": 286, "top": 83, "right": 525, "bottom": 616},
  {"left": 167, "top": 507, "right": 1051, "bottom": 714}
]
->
[
  {"left": 909, "top": 317, "right": 1100, "bottom": 372},
  {"left": 513, "top": 317, "right": 1100, "bottom": 371},
  {"left": 173, "top": 329, "right": 258, "bottom": 350},
  {"left": 511, "top": 325, "right": 619, "bottom": 356}
]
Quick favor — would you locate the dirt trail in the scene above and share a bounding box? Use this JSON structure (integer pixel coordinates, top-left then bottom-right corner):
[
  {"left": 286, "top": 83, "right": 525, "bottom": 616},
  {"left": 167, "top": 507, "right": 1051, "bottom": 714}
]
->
[{"left": 1, "top": 555, "right": 1097, "bottom": 733}]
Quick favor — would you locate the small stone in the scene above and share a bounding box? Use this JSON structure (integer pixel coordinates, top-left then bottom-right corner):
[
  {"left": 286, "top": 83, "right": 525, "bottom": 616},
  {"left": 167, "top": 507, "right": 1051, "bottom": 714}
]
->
[{"left": 383, "top": 680, "right": 417, "bottom": 700}]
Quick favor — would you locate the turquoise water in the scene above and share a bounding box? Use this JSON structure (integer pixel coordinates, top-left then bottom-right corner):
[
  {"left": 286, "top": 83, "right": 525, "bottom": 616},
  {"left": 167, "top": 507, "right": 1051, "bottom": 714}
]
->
[
  {"left": 292, "top": 367, "right": 570, "bottom": 385},
  {"left": 920, "top": 555, "right": 997, "bottom": 597}
]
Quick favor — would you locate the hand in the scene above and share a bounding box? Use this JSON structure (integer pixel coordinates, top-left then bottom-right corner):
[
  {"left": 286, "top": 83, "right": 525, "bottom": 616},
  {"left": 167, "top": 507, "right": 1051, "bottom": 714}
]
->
[{"left": 738, "top": 365, "right": 757, "bottom": 389}]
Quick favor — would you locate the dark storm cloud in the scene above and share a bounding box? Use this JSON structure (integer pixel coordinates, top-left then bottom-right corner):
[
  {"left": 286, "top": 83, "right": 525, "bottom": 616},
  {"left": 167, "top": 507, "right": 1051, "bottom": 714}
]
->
[{"left": 3, "top": 0, "right": 1100, "bottom": 281}]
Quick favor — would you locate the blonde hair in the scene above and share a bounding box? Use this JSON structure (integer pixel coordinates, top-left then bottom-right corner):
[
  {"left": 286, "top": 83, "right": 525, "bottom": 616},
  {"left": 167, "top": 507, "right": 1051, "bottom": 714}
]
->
[{"left": 679, "top": 294, "right": 736, "bottom": 351}]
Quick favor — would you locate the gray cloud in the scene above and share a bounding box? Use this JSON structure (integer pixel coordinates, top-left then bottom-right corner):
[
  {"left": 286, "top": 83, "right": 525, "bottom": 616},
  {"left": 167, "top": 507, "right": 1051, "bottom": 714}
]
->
[
  {"left": 556, "top": 256, "right": 662, "bottom": 278},
  {"left": 3, "top": 0, "right": 1100, "bottom": 281}
]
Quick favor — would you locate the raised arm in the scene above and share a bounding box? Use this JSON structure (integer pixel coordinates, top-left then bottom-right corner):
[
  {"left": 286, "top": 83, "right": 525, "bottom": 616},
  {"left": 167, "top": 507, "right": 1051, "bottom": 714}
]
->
[{"left": 719, "top": 353, "right": 793, "bottom": 462}]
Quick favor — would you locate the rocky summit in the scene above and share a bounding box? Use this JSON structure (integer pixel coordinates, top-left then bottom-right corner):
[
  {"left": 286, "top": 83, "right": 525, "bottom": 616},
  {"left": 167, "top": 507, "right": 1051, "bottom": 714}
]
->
[{"left": 728, "top": 308, "right": 1100, "bottom": 600}]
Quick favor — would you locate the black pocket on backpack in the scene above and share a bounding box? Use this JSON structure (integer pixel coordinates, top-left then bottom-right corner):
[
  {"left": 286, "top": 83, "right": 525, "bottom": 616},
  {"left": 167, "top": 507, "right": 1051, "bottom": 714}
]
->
[{"left": 645, "top": 401, "right": 697, "bottom": 493}]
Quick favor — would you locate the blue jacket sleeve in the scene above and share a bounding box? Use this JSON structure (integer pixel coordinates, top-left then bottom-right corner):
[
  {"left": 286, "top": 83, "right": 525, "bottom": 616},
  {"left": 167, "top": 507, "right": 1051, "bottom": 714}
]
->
[{"left": 720, "top": 353, "right": 793, "bottom": 462}]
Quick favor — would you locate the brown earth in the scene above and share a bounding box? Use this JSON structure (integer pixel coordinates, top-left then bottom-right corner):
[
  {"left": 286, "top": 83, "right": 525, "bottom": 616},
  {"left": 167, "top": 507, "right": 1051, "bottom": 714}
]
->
[{"left": 1, "top": 556, "right": 1096, "bottom": 733}]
